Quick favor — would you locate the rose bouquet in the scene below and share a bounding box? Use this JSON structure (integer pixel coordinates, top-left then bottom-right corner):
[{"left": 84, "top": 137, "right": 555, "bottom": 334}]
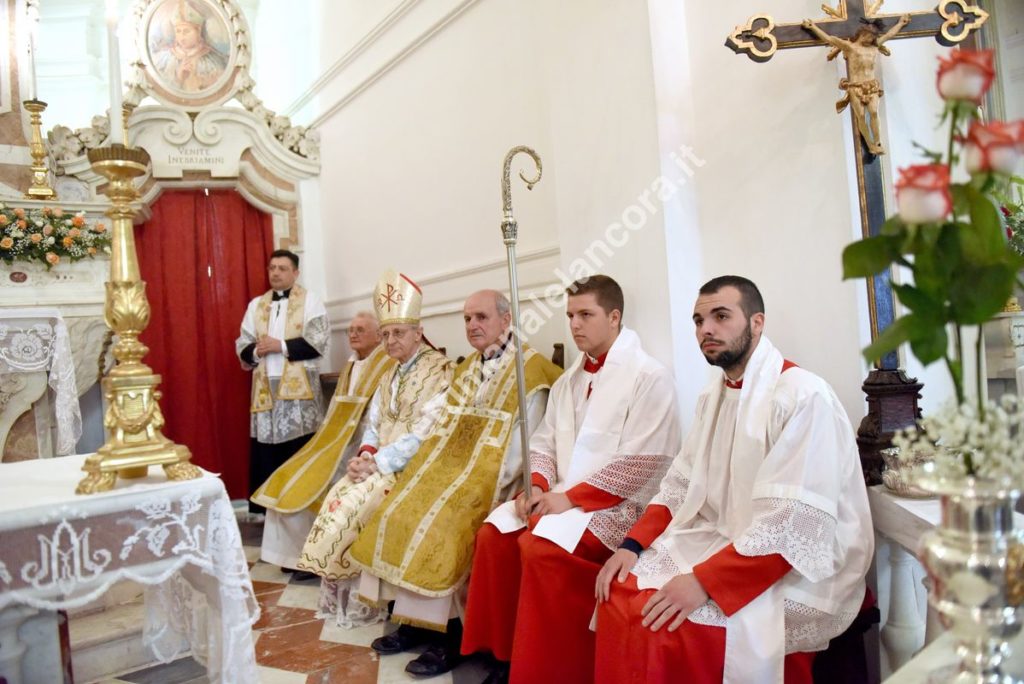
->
[
  {"left": 0, "top": 203, "right": 111, "bottom": 269},
  {"left": 842, "top": 48, "right": 1024, "bottom": 477}
]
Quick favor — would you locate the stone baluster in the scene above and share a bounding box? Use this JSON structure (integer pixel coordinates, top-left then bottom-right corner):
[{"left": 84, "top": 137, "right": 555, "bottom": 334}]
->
[{"left": 880, "top": 541, "right": 927, "bottom": 673}]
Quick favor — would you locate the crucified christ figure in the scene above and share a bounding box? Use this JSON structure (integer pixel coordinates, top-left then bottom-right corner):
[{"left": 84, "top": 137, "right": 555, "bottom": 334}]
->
[{"left": 802, "top": 14, "right": 911, "bottom": 155}]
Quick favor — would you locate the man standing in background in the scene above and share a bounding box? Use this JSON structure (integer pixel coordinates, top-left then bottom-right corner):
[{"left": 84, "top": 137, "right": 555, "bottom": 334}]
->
[{"left": 236, "top": 249, "right": 329, "bottom": 516}]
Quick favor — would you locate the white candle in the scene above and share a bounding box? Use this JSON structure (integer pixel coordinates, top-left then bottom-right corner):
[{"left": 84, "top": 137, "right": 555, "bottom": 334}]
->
[
  {"left": 106, "top": 0, "right": 124, "bottom": 145},
  {"left": 26, "top": 5, "right": 39, "bottom": 101},
  {"left": 27, "top": 33, "right": 38, "bottom": 101}
]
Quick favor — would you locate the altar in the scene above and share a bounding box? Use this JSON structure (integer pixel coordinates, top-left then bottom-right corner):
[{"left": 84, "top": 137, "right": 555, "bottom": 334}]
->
[{"left": 0, "top": 455, "right": 259, "bottom": 684}]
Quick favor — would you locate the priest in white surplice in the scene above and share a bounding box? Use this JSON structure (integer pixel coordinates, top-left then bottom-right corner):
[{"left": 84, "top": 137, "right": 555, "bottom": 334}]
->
[
  {"left": 236, "top": 249, "right": 329, "bottom": 515},
  {"left": 461, "top": 275, "right": 682, "bottom": 684},
  {"left": 594, "top": 275, "right": 873, "bottom": 684}
]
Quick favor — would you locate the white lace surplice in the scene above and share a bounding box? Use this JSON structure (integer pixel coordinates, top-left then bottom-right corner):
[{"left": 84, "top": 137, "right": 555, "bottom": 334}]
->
[
  {"left": 634, "top": 338, "right": 872, "bottom": 659},
  {"left": 0, "top": 307, "right": 81, "bottom": 455},
  {"left": 0, "top": 455, "right": 259, "bottom": 684}
]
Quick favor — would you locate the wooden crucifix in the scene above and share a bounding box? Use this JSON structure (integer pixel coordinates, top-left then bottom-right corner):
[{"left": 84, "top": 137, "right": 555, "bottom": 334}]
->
[{"left": 726, "top": 0, "right": 989, "bottom": 482}]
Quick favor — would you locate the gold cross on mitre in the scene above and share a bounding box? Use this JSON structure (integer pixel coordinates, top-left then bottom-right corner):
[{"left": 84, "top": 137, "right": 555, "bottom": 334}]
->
[{"left": 372, "top": 270, "right": 423, "bottom": 326}]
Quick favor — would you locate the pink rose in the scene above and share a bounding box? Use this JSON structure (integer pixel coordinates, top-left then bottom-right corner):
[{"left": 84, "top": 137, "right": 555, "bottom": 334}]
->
[
  {"left": 937, "top": 49, "right": 995, "bottom": 104},
  {"left": 895, "top": 164, "right": 952, "bottom": 224},
  {"left": 963, "top": 120, "right": 1023, "bottom": 176}
]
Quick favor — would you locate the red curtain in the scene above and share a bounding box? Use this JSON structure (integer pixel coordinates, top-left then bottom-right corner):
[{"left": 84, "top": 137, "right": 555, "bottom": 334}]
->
[{"left": 136, "top": 189, "right": 273, "bottom": 499}]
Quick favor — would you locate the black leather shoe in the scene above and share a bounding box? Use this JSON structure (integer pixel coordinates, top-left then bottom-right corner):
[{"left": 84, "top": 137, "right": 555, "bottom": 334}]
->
[
  {"left": 371, "top": 626, "right": 427, "bottom": 655},
  {"left": 480, "top": 661, "right": 510, "bottom": 684},
  {"left": 404, "top": 643, "right": 463, "bottom": 677}
]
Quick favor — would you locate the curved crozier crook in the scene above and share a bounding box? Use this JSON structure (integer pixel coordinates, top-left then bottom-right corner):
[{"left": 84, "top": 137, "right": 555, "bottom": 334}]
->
[{"left": 501, "top": 146, "right": 543, "bottom": 216}]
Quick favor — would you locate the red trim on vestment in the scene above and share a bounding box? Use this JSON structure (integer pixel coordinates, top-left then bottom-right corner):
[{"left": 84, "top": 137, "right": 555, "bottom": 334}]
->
[
  {"left": 565, "top": 482, "right": 624, "bottom": 511},
  {"left": 624, "top": 504, "right": 673, "bottom": 549},
  {"left": 692, "top": 544, "right": 792, "bottom": 617},
  {"left": 358, "top": 445, "right": 378, "bottom": 456},
  {"left": 531, "top": 473, "right": 550, "bottom": 492}
]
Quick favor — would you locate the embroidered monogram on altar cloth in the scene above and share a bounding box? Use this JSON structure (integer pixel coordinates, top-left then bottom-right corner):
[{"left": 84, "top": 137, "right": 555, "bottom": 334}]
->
[{"left": 0, "top": 456, "right": 259, "bottom": 684}]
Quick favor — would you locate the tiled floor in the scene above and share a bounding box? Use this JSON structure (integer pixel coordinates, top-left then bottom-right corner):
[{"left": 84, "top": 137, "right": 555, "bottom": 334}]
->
[{"left": 103, "top": 520, "right": 492, "bottom": 684}]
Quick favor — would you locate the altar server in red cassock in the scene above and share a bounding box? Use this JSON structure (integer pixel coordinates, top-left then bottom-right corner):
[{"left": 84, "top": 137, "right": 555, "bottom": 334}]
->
[
  {"left": 594, "top": 275, "right": 873, "bottom": 684},
  {"left": 461, "top": 274, "right": 682, "bottom": 684}
]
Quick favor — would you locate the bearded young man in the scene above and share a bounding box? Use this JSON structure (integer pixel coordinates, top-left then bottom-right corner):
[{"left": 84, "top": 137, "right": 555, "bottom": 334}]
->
[
  {"left": 461, "top": 275, "right": 682, "bottom": 684},
  {"left": 594, "top": 275, "right": 872, "bottom": 684}
]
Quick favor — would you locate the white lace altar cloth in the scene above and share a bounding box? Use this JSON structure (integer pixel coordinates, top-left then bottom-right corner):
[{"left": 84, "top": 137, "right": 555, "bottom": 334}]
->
[
  {"left": 0, "top": 455, "right": 259, "bottom": 684},
  {"left": 0, "top": 307, "right": 81, "bottom": 455}
]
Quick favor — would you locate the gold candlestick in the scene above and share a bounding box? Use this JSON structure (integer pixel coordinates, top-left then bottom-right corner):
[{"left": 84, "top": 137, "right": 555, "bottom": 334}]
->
[
  {"left": 23, "top": 99, "right": 56, "bottom": 200},
  {"left": 77, "top": 144, "right": 200, "bottom": 494}
]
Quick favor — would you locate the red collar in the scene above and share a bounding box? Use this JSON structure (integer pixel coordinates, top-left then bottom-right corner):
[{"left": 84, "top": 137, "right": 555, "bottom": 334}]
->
[
  {"left": 723, "top": 360, "right": 798, "bottom": 390},
  {"left": 583, "top": 352, "right": 608, "bottom": 374}
]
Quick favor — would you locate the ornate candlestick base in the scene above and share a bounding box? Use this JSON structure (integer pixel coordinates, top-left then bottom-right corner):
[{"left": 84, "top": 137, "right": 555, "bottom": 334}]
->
[
  {"left": 77, "top": 145, "right": 200, "bottom": 495},
  {"left": 23, "top": 99, "right": 56, "bottom": 200}
]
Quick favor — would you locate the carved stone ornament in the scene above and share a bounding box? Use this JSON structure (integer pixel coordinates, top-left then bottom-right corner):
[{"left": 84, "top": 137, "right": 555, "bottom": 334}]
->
[{"left": 46, "top": 0, "right": 320, "bottom": 189}]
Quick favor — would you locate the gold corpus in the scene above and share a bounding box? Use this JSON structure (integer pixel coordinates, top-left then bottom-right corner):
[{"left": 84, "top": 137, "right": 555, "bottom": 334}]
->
[
  {"left": 1004, "top": 296, "right": 1022, "bottom": 314},
  {"left": 76, "top": 144, "right": 200, "bottom": 495},
  {"left": 23, "top": 100, "right": 56, "bottom": 200}
]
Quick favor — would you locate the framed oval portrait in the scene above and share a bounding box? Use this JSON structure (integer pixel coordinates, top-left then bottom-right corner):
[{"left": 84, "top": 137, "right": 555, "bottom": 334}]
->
[{"left": 140, "top": 0, "right": 237, "bottom": 103}]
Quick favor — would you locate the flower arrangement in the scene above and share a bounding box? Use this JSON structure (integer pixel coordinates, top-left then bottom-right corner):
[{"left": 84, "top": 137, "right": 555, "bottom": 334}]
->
[
  {"left": 842, "top": 48, "right": 1024, "bottom": 478},
  {"left": 0, "top": 203, "right": 111, "bottom": 269},
  {"left": 1003, "top": 190, "right": 1024, "bottom": 258}
]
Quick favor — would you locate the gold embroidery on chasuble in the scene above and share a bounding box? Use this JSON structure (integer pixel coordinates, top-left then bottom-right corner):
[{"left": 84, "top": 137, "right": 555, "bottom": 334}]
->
[
  {"left": 250, "top": 344, "right": 396, "bottom": 513},
  {"left": 250, "top": 284, "right": 314, "bottom": 413},
  {"left": 295, "top": 347, "right": 453, "bottom": 581},
  {"left": 348, "top": 347, "right": 562, "bottom": 597},
  {"left": 376, "top": 348, "right": 451, "bottom": 446}
]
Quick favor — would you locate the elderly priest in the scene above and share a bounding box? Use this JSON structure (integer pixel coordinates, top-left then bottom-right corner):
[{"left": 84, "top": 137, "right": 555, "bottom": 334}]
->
[
  {"left": 349, "top": 289, "right": 563, "bottom": 677},
  {"left": 252, "top": 311, "right": 394, "bottom": 570},
  {"left": 297, "top": 270, "right": 453, "bottom": 628}
]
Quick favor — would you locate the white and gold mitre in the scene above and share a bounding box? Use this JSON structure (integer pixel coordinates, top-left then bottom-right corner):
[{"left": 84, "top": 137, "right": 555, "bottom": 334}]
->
[
  {"left": 373, "top": 269, "right": 423, "bottom": 326},
  {"left": 174, "top": 0, "right": 205, "bottom": 27}
]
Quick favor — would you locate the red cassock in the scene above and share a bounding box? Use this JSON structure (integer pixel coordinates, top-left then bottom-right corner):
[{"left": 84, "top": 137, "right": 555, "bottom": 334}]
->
[
  {"left": 594, "top": 503, "right": 815, "bottom": 684},
  {"left": 462, "top": 475, "right": 622, "bottom": 684}
]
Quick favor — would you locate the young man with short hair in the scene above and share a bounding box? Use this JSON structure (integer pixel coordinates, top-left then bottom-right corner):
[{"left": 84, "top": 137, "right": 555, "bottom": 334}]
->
[{"left": 462, "top": 274, "right": 682, "bottom": 684}]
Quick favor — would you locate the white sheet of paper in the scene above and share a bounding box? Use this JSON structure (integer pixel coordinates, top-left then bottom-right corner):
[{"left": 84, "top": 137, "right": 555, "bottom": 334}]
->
[
  {"left": 531, "top": 508, "right": 594, "bottom": 553},
  {"left": 484, "top": 499, "right": 526, "bottom": 534}
]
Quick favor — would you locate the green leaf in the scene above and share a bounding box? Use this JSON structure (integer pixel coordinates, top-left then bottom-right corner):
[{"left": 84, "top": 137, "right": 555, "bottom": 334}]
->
[
  {"left": 959, "top": 187, "right": 1005, "bottom": 263},
  {"left": 842, "top": 236, "right": 900, "bottom": 279},
  {"left": 880, "top": 215, "right": 907, "bottom": 237},
  {"left": 908, "top": 325, "right": 948, "bottom": 365},
  {"left": 863, "top": 315, "right": 916, "bottom": 364},
  {"left": 948, "top": 263, "right": 1016, "bottom": 324},
  {"left": 951, "top": 184, "right": 971, "bottom": 218},
  {"left": 893, "top": 284, "right": 943, "bottom": 322}
]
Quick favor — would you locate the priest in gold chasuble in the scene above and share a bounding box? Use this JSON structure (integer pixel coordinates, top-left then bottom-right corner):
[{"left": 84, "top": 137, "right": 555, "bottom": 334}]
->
[
  {"left": 252, "top": 311, "right": 395, "bottom": 569},
  {"left": 236, "top": 250, "right": 330, "bottom": 515},
  {"left": 348, "top": 290, "right": 562, "bottom": 678},
  {"left": 297, "top": 270, "right": 453, "bottom": 628}
]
